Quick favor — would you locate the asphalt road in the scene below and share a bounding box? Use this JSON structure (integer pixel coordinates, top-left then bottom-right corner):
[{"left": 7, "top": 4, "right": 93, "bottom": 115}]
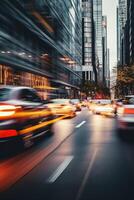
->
[{"left": 1, "top": 108, "right": 134, "bottom": 200}]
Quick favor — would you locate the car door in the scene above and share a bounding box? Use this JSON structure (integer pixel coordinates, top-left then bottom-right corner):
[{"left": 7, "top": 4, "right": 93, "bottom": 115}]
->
[{"left": 18, "top": 88, "right": 51, "bottom": 136}]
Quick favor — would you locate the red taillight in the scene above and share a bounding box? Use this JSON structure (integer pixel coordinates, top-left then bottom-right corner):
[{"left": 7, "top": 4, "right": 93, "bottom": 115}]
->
[
  {"left": 0, "top": 130, "right": 18, "bottom": 138},
  {"left": 124, "top": 108, "right": 134, "bottom": 114}
]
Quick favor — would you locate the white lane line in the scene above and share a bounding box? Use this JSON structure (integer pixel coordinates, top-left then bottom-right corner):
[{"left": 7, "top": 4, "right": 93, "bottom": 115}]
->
[
  {"left": 47, "top": 156, "right": 74, "bottom": 183},
  {"left": 75, "top": 121, "right": 86, "bottom": 128},
  {"left": 76, "top": 149, "right": 98, "bottom": 200}
]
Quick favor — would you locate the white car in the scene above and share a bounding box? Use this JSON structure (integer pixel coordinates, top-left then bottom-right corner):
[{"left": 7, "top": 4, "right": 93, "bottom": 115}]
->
[
  {"left": 92, "top": 99, "right": 115, "bottom": 116},
  {"left": 117, "top": 95, "right": 134, "bottom": 131}
]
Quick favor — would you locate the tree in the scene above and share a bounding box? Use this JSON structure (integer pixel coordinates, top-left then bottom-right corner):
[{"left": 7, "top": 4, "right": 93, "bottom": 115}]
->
[
  {"left": 115, "top": 65, "right": 134, "bottom": 97},
  {"left": 80, "top": 80, "right": 110, "bottom": 98}
]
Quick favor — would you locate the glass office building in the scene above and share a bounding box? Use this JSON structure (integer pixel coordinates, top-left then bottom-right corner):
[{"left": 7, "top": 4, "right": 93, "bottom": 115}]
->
[
  {"left": 82, "top": 0, "right": 94, "bottom": 81},
  {"left": 102, "top": 16, "right": 110, "bottom": 87},
  {"left": 117, "top": 0, "right": 127, "bottom": 65},
  {"left": 93, "top": 0, "right": 103, "bottom": 81},
  {"left": 0, "top": 0, "right": 82, "bottom": 98}
]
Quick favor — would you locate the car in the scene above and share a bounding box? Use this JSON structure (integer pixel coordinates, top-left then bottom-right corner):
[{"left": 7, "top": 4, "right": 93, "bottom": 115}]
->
[
  {"left": 117, "top": 95, "right": 134, "bottom": 131},
  {"left": 0, "top": 86, "right": 54, "bottom": 150},
  {"left": 70, "top": 99, "right": 81, "bottom": 111},
  {"left": 88, "top": 99, "right": 100, "bottom": 112},
  {"left": 113, "top": 99, "right": 123, "bottom": 114},
  {"left": 47, "top": 99, "right": 76, "bottom": 117},
  {"left": 91, "top": 99, "right": 115, "bottom": 116},
  {"left": 81, "top": 100, "right": 88, "bottom": 107}
]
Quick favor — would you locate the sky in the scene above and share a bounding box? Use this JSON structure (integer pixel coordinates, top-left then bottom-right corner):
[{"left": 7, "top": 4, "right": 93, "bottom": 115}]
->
[{"left": 102, "top": 0, "right": 118, "bottom": 70}]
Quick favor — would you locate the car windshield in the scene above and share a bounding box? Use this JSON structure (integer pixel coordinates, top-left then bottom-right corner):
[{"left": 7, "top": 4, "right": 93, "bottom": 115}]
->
[
  {"left": 70, "top": 99, "right": 80, "bottom": 103},
  {"left": 0, "top": 88, "right": 11, "bottom": 101},
  {"left": 50, "top": 99, "right": 70, "bottom": 104},
  {"left": 92, "top": 99, "right": 111, "bottom": 105},
  {"left": 124, "top": 97, "right": 134, "bottom": 104}
]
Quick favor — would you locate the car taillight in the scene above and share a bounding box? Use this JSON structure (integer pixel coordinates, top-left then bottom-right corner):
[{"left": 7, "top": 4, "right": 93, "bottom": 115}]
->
[
  {"left": 124, "top": 108, "right": 134, "bottom": 114},
  {"left": 0, "top": 130, "right": 17, "bottom": 138}
]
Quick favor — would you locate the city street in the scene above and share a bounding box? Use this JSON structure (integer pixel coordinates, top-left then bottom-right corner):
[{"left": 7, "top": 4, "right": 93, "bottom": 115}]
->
[
  {"left": 0, "top": 0, "right": 134, "bottom": 199},
  {"left": 1, "top": 108, "right": 134, "bottom": 200}
]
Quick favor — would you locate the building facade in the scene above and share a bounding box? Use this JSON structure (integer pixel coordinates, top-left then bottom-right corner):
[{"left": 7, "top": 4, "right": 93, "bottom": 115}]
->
[
  {"left": 117, "top": 0, "right": 128, "bottom": 65},
  {"left": 117, "top": 7, "right": 121, "bottom": 65},
  {"left": 93, "top": 0, "right": 103, "bottom": 82},
  {"left": 102, "top": 15, "right": 110, "bottom": 87},
  {"left": 0, "top": 0, "right": 82, "bottom": 98},
  {"left": 117, "top": 0, "right": 134, "bottom": 66},
  {"left": 106, "top": 48, "right": 110, "bottom": 88},
  {"left": 127, "top": 0, "right": 134, "bottom": 65},
  {"left": 116, "top": 0, "right": 134, "bottom": 96},
  {"left": 81, "top": 0, "right": 95, "bottom": 82},
  {"left": 80, "top": 0, "right": 109, "bottom": 88},
  {"left": 102, "top": 16, "right": 107, "bottom": 83}
]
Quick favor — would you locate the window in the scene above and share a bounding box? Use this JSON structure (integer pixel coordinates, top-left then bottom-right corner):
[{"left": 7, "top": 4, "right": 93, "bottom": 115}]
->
[
  {"left": 19, "top": 89, "right": 41, "bottom": 103},
  {"left": 84, "top": 27, "right": 91, "bottom": 32},
  {"left": 0, "top": 88, "right": 11, "bottom": 101},
  {"left": 84, "top": 18, "right": 91, "bottom": 23},
  {"left": 84, "top": 32, "right": 91, "bottom": 37},
  {"left": 84, "top": 37, "right": 92, "bottom": 43},
  {"left": 85, "top": 43, "right": 92, "bottom": 48},
  {"left": 85, "top": 58, "right": 92, "bottom": 62},
  {"left": 84, "top": 48, "right": 92, "bottom": 53}
]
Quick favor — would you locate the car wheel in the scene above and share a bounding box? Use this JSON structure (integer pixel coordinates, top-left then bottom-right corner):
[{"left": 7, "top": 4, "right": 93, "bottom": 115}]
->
[
  {"left": 22, "top": 133, "right": 34, "bottom": 148},
  {"left": 46, "top": 125, "right": 54, "bottom": 136},
  {"left": 117, "top": 127, "right": 126, "bottom": 134}
]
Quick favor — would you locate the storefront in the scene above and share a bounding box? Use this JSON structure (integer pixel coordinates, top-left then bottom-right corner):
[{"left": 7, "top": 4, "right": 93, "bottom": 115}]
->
[{"left": 0, "top": 64, "right": 51, "bottom": 100}]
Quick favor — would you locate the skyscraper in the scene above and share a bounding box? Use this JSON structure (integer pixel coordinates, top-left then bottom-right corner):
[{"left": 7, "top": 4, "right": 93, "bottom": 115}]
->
[
  {"left": 107, "top": 48, "right": 110, "bottom": 88},
  {"left": 102, "top": 16, "right": 109, "bottom": 86},
  {"left": 93, "top": 0, "right": 103, "bottom": 82},
  {"left": 117, "top": 7, "right": 121, "bottom": 65},
  {"left": 81, "top": 0, "right": 109, "bottom": 86},
  {"left": 117, "top": 0, "right": 127, "bottom": 65},
  {"left": 127, "top": 0, "right": 134, "bottom": 65},
  {"left": 81, "top": 0, "right": 95, "bottom": 82}
]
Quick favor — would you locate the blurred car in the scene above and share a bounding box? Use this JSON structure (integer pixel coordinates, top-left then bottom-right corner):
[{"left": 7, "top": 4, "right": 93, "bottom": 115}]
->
[
  {"left": 47, "top": 99, "right": 76, "bottom": 117},
  {"left": 81, "top": 100, "right": 88, "bottom": 107},
  {"left": 70, "top": 99, "right": 81, "bottom": 111},
  {"left": 0, "top": 86, "right": 54, "bottom": 149},
  {"left": 91, "top": 99, "right": 115, "bottom": 116},
  {"left": 88, "top": 100, "right": 99, "bottom": 111},
  {"left": 117, "top": 95, "right": 134, "bottom": 131},
  {"left": 113, "top": 99, "right": 123, "bottom": 114}
]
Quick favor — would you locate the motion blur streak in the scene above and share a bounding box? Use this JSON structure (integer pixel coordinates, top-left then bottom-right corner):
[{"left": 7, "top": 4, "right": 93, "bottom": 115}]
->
[
  {"left": 32, "top": 12, "right": 54, "bottom": 33},
  {"left": 0, "top": 119, "right": 74, "bottom": 192},
  {"left": 0, "top": 110, "right": 52, "bottom": 120},
  {"left": 19, "top": 115, "right": 69, "bottom": 135}
]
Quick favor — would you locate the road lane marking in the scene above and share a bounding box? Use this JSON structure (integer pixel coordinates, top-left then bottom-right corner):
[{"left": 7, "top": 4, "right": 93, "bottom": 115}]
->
[
  {"left": 0, "top": 134, "right": 73, "bottom": 192},
  {"left": 75, "top": 121, "right": 86, "bottom": 128},
  {"left": 76, "top": 149, "right": 98, "bottom": 200},
  {"left": 47, "top": 156, "right": 73, "bottom": 183}
]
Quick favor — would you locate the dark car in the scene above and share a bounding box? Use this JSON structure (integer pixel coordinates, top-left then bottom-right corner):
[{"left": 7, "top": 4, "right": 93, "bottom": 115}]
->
[{"left": 0, "top": 86, "right": 54, "bottom": 150}]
